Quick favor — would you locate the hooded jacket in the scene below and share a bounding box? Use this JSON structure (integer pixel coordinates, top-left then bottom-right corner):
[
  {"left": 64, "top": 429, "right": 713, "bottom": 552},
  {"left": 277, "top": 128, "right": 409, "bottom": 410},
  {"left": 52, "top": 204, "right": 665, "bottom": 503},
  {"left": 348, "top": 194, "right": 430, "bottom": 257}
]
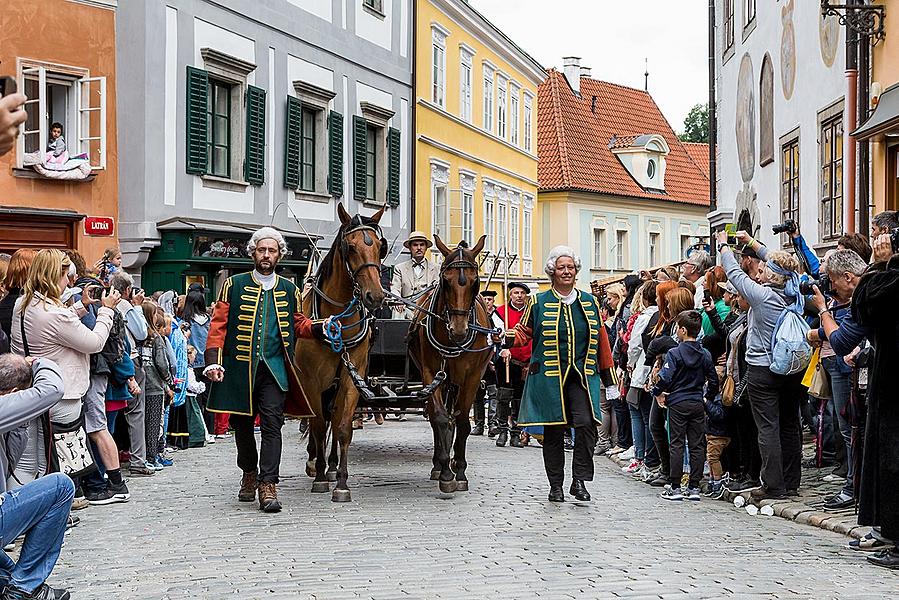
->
[{"left": 650, "top": 340, "right": 718, "bottom": 406}]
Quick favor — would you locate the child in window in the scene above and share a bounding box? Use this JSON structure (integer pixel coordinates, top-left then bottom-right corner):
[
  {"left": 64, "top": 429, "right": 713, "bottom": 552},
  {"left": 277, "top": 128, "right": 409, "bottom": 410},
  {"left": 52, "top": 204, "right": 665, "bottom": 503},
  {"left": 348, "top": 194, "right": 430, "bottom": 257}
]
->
[{"left": 45, "top": 121, "right": 68, "bottom": 165}]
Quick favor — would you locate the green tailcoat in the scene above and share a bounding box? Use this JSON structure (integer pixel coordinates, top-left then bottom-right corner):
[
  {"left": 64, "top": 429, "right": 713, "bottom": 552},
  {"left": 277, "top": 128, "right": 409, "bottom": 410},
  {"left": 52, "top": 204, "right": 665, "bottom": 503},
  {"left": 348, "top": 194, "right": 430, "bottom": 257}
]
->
[
  {"left": 206, "top": 273, "right": 313, "bottom": 417},
  {"left": 518, "top": 289, "right": 605, "bottom": 426}
]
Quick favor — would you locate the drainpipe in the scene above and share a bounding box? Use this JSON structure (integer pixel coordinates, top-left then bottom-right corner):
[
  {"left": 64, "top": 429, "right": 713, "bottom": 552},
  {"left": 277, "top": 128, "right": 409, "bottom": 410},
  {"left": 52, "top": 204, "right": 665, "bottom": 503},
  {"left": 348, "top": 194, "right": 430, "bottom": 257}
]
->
[
  {"left": 857, "top": 0, "right": 871, "bottom": 235},
  {"left": 845, "top": 2, "right": 859, "bottom": 234},
  {"left": 410, "top": 0, "right": 418, "bottom": 232},
  {"left": 708, "top": 0, "right": 718, "bottom": 259}
]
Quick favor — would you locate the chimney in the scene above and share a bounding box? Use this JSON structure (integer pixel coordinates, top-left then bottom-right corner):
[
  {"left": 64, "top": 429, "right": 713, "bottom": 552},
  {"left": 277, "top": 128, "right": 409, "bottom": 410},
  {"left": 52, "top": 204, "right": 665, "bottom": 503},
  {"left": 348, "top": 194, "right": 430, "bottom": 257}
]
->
[
  {"left": 563, "top": 56, "right": 581, "bottom": 95},
  {"left": 580, "top": 66, "right": 592, "bottom": 79}
]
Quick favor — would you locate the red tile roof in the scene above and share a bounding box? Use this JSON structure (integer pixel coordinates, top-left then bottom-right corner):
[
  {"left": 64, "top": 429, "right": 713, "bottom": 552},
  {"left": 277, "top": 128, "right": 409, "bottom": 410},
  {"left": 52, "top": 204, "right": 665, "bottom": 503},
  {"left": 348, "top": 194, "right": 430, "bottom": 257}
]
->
[
  {"left": 538, "top": 69, "right": 710, "bottom": 206},
  {"left": 683, "top": 142, "right": 711, "bottom": 180}
]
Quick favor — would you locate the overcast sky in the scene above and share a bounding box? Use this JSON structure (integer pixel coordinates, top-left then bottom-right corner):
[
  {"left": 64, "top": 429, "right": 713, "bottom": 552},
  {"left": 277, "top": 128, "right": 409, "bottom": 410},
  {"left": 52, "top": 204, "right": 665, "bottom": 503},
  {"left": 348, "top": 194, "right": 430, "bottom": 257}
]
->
[{"left": 469, "top": 0, "right": 710, "bottom": 133}]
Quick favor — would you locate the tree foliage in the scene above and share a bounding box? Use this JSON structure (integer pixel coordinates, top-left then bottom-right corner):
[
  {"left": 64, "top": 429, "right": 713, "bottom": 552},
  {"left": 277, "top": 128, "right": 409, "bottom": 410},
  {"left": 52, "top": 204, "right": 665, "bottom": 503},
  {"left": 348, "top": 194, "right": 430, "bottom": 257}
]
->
[{"left": 679, "top": 103, "right": 709, "bottom": 143}]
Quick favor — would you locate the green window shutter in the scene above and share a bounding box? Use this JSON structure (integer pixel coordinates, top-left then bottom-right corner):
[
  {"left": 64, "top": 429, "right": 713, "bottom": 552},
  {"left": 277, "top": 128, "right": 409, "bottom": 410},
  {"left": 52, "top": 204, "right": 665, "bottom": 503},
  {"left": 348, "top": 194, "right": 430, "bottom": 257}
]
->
[
  {"left": 244, "top": 85, "right": 266, "bottom": 185},
  {"left": 353, "top": 115, "right": 368, "bottom": 201},
  {"left": 185, "top": 66, "right": 209, "bottom": 175},
  {"left": 387, "top": 127, "right": 401, "bottom": 207},
  {"left": 328, "top": 111, "right": 344, "bottom": 197},
  {"left": 284, "top": 96, "right": 302, "bottom": 189}
]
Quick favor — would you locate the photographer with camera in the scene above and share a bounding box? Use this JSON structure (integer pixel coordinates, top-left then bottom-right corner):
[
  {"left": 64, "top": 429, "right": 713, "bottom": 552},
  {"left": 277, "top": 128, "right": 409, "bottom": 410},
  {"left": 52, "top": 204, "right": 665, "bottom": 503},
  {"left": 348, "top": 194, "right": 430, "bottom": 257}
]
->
[
  {"left": 771, "top": 219, "right": 821, "bottom": 279},
  {"left": 870, "top": 211, "right": 899, "bottom": 264},
  {"left": 806, "top": 250, "right": 868, "bottom": 511}
]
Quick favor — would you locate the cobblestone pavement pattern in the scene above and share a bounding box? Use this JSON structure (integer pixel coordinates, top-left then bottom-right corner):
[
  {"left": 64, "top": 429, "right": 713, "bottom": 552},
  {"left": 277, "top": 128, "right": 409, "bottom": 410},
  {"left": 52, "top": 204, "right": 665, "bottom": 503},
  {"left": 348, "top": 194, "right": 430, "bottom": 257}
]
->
[{"left": 55, "top": 420, "right": 897, "bottom": 599}]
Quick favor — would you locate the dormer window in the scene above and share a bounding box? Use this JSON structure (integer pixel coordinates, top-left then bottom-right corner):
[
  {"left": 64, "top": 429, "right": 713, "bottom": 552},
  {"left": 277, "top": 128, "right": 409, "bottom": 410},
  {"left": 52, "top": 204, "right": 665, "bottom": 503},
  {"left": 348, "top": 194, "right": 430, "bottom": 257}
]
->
[{"left": 609, "top": 133, "right": 670, "bottom": 192}]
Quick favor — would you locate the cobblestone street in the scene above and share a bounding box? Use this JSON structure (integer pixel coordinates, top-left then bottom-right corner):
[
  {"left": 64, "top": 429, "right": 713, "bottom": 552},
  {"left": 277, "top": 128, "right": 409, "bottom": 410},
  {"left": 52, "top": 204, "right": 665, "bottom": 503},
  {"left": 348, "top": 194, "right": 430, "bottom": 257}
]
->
[{"left": 55, "top": 420, "right": 896, "bottom": 599}]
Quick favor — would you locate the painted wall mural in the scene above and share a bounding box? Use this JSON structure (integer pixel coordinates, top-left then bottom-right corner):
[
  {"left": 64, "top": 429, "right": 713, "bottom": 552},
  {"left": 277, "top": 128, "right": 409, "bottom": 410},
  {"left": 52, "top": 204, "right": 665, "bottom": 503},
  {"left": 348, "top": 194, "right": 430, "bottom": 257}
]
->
[
  {"left": 759, "top": 53, "right": 775, "bottom": 167},
  {"left": 736, "top": 53, "right": 756, "bottom": 184},
  {"left": 735, "top": 184, "right": 761, "bottom": 238},
  {"left": 819, "top": 11, "right": 841, "bottom": 67},
  {"left": 780, "top": 0, "right": 796, "bottom": 100}
]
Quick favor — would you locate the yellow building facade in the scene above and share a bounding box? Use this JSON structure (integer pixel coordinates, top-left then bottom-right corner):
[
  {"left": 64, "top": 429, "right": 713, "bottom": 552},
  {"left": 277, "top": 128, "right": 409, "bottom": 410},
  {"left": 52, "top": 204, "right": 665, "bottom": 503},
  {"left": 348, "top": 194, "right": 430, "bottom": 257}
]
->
[{"left": 414, "top": 0, "right": 545, "bottom": 297}]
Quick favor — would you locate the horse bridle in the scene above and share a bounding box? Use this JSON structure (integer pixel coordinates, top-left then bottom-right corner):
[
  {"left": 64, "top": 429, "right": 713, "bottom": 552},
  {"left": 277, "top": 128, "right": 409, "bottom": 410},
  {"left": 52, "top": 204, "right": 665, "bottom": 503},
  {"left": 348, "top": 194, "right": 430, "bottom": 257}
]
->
[
  {"left": 438, "top": 247, "right": 480, "bottom": 320},
  {"left": 340, "top": 216, "right": 387, "bottom": 282}
]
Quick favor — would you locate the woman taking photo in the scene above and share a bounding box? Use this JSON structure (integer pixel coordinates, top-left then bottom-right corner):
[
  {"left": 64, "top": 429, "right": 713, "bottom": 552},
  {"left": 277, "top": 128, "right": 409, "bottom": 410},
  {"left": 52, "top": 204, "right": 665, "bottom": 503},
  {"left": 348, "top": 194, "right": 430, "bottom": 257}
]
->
[
  {"left": 10, "top": 249, "right": 120, "bottom": 484},
  {"left": 507, "top": 246, "right": 615, "bottom": 502}
]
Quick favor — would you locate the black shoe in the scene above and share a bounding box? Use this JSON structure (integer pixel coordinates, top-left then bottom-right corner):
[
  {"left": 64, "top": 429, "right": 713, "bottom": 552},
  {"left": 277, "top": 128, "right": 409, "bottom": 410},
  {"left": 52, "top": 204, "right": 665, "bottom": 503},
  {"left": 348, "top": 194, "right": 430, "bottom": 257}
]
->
[
  {"left": 750, "top": 486, "right": 787, "bottom": 501},
  {"left": 786, "top": 488, "right": 801, "bottom": 498},
  {"left": 569, "top": 479, "right": 591, "bottom": 501},
  {"left": 823, "top": 492, "right": 854, "bottom": 511},
  {"left": 85, "top": 487, "right": 128, "bottom": 506},
  {"left": 495, "top": 430, "right": 508, "bottom": 447},
  {"left": 725, "top": 478, "right": 760, "bottom": 493},
  {"left": 108, "top": 480, "right": 131, "bottom": 501},
  {"left": 563, "top": 436, "right": 574, "bottom": 451},
  {"left": 849, "top": 532, "right": 893, "bottom": 552},
  {"left": 548, "top": 486, "right": 565, "bottom": 502},
  {"left": 487, "top": 426, "right": 498, "bottom": 438},
  {"left": 2, "top": 583, "right": 71, "bottom": 600},
  {"left": 647, "top": 473, "right": 668, "bottom": 487},
  {"left": 509, "top": 432, "right": 524, "bottom": 448},
  {"left": 867, "top": 548, "right": 899, "bottom": 570},
  {"left": 471, "top": 423, "right": 484, "bottom": 436}
]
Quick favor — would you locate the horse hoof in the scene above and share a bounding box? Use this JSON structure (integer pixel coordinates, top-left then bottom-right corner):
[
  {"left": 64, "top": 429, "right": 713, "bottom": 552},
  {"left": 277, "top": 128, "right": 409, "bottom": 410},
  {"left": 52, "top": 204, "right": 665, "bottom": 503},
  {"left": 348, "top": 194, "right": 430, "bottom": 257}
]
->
[
  {"left": 311, "top": 481, "right": 330, "bottom": 493},
  {"left": 305, "top": 462, "right": 317, "bottom": 478},
  {"left": 439, "top": 479, "right": 457, "bottom": 494},
  {"left": 430, "top": 469, "right": 440, "bottom": 481},
  {"left": 455, "top": 480, "right": 469, "bottom": 492},
  {"left": 332, "top": 489, "right": 351, "bottom": 503},
  {"left": 326, "top": 470, "right": 338, "bottom": 482}
]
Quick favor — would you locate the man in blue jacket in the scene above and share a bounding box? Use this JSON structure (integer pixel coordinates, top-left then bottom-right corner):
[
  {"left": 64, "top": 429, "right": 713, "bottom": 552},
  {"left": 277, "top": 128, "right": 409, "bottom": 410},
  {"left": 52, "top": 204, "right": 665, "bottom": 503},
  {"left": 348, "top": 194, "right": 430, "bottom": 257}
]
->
[
  {"left": 0, "top": 355, "right": 73, "bottom": 600},
  {"left": 651, "top": 310, "right": 719, "bottom": 502}
]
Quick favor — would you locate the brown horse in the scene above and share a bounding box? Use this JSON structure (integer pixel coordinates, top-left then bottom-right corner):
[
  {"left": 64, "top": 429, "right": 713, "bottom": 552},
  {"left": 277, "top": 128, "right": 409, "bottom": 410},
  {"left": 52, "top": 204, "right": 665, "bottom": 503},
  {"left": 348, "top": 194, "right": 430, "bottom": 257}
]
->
[
  {"left": 409, "top": 235, "right": 493, "bottom": 493},
  {"left": 295, "top": 203, "right": 386, "bottom": 502}
]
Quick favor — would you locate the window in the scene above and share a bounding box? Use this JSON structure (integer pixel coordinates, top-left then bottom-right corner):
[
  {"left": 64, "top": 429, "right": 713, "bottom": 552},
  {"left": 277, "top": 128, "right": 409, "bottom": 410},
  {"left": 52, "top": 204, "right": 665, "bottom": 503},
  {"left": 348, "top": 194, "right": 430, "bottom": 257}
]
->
[
  {"left": 365, "top": 125, "right": 377, "bottom": 201},
  {"left": 681, "top": 235, "right": 697, "bottom": 260},
  {"left": 781, "top": 137, "right": 800, "bottom": 246},
  {"left": 510, "top": 204, "right": 520, "bottom": 262},
  {"left": 615, "top": 230, "right": 628, "bottom": 270},
  {"left": 509, "top": 86, "right": 520, "bottom": 146},
  {"left": 207, "top": 78, "right": 232, "bottom": 178},
  {"left": 483, "top": 65, "right": 494, "bottom": 132},
  {"left": 744, "top": 0, "right": 756, "bottom": 28},
  {"left": 19, "top": 64, "right": 108, "bottom": 170},
  {"left": 498, "top": 200, "right": 508, "bottom": 251},
  {"left": 485, "top": 194, "right": 495, "bottom": 255},
  {"left": 362, "top": 0, "right": 383, "bottom": 14},
  {"left": 460, "top": 50, "right": 473, "bottom": 122},
  {"left": 820, "top": 116, "right": 843, "bottom": 241},
  {"left": 462, "top": 191, "right": 474, "bottom": 244},
  {"left": 433, "top": 183, "right": 448, "bottom": 240},
  {"left": 649, "top": 232, "right": 660, "bottom": 267},
  {"left": 432, "top": 29, "right": 446, "bottom": 108},
  {"left": 522, "top": 204, "right": 532, "bottom": 258},
  {"left": 523, "top": 94, "right": 533, "bottom": 152},
  {"left": 723, "top": 0, "right": 735, "bottom": 55},
  {"left": 497, "top": 78, "right": 507, "bottom": 139},
  {"left": 592, "top": 228, "right": 605, "bottom": 269},
  {"left": 298, "top": 108, "right": 316, "bottom": 191},
  {"left": 285, "top": 82, "right": 339, "bottom": 197}
]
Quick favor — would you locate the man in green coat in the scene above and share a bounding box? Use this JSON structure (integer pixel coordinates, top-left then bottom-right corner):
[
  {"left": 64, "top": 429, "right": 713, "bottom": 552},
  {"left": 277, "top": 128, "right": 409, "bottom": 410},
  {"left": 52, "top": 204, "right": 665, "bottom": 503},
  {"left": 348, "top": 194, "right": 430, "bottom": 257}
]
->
[{"left": 204, "top": 227, "right": 327, "bottom": 513}]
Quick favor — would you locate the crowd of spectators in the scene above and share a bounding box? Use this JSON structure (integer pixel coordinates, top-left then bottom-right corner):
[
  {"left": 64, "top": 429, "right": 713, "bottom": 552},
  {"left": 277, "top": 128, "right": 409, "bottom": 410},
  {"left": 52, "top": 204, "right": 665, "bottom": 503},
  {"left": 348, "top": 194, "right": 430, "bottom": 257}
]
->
[{"left": 590, "top": 213, "right": 899, "bottom": 569}]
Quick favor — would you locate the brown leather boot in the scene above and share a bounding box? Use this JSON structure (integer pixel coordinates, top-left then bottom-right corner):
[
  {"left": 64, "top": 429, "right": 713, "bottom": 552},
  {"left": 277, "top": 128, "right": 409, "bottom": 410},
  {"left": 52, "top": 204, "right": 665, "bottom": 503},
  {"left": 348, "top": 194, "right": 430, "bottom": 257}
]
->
[
  {"left": 258, "top": 481, "right": 282, "bottom": 513},
  {"left": 238, "top": 471, "right": 257, "bottom": 502}
]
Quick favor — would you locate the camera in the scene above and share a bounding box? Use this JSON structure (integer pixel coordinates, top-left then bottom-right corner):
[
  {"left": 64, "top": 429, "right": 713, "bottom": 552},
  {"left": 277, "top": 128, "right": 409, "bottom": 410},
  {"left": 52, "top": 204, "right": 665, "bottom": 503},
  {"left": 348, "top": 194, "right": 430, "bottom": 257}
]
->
[
  {"left": 891, "top": 227, "right": 899, "bottom": 253},
  {"left": 89, "top": 286, "right": 104, "bottom": 301},
  {"left": 772, "top": 219, "right": 797, "bottom": 235},
  {"left": 798, "top": 273, "right": 831, "bottom": 296}
]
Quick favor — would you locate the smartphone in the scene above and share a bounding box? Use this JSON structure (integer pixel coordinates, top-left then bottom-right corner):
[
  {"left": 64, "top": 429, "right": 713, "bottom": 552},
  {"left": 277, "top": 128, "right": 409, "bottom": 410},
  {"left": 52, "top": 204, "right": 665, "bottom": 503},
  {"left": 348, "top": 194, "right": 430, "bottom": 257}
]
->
[
  {"left": 703, "top": 289, "right": 712, "bottom": 303},
  {"left": 90, "top": 286, "right": 104, "bottom": 301},
  {"left": 0, "top": 76, "right": 16, "bottom": 97},
  {"left": 724, "top": 223, "right": 738, "bottom": 246}
]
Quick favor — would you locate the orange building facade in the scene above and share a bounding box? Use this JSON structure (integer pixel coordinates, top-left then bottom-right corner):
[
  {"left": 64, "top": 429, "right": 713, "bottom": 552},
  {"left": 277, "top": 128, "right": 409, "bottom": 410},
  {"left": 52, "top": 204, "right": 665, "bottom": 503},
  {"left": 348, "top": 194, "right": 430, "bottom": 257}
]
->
[{"left": 0, "top": 0, "right": 118, "bottom": 261}]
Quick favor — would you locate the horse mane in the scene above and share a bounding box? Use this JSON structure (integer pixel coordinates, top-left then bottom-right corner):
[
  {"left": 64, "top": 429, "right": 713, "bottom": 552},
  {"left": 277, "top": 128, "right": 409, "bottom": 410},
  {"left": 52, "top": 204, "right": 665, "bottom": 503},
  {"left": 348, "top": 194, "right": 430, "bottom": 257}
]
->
[{"left": 314, "top": 213, "right": 380, "bottom": 282}]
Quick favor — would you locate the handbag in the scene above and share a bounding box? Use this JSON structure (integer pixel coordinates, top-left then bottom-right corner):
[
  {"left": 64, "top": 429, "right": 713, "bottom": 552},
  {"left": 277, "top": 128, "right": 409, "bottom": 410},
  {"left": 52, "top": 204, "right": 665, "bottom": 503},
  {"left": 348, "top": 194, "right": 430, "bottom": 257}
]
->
[
  {"left": 721, "top": 374, "right": 736, "bottom": 407},
  {"left": 20, "top": 309, "right": 97, "bottom": 478},
  {"left": 807, "top": 360, "right": 832, "bottom": 400}
]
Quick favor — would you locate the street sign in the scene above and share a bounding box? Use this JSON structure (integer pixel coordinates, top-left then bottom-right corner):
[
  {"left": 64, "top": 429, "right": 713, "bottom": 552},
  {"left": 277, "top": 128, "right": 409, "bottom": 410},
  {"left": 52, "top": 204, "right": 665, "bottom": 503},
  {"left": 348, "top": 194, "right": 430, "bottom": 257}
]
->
[{"left": 84, "top": 216, "right": 115, "bottom": 236}]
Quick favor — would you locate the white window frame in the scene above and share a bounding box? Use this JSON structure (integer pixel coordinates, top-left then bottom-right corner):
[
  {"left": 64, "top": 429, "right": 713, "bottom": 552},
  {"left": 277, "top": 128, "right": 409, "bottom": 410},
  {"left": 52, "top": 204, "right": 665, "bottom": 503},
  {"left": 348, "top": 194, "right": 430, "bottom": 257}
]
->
[
  {"left": 292, "top": 80, "right": 336, "bottom": 201},
  {"left": 510, "top": 203, "right": 520, "bottom": 273},
  {"left": 593, "top": 228, "right": 605, "bottom": 269},
  {"left": 523, "top": 93, "right": 534, "bottom": 152},
  {"left": 615, "top": 229, "right": 628, "bottom": 271},
  {"left": 459, "top": 48, "right": 473, "bottom": 123},
  {"left": 17, "top": 60, "right": 107, "bottom": 170},
  {"left": 649, "top": 231, "right": 660, "bottom": 267},
  {"left": 483, "top": 64, "right": 494, "bottom": 132},
  {"left": 484, "top": 184, "right": 496, "bottom": 270},
  {"left": 496, "top": 76, "right": 507, "bottom": 140},
  {"left": 430, "top": 160, "right": 450, "bottom": 242},
  {"left": 522, "top": 194, "right": 534, "bottom": 265},
  {"left": 509, "top": 84, "right": 520, "bottom": 147},
  {"left": 460, "top": 171, "right": 476, "bottom": 245},
  {"left": 431, "top": 27, "right": 447, "bottom": 108}
]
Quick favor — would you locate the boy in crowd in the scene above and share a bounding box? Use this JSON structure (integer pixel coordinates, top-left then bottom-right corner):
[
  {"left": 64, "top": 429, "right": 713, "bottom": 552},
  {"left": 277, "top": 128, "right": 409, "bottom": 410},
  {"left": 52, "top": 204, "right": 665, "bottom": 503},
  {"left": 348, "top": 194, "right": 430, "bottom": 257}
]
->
[{"left": 651, "top": 310, "right": 719, "bottom": 502}]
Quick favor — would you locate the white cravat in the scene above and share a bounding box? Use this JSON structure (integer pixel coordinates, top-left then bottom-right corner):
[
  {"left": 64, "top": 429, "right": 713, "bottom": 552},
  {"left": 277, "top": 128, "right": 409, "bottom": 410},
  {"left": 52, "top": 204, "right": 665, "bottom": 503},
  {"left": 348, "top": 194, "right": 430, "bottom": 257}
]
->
[
  {"left": 555, "top": 288, "right": 578, "bottom": 305},
  {"left": 253, "top": 270, "right": 277, "bottom": 291}
]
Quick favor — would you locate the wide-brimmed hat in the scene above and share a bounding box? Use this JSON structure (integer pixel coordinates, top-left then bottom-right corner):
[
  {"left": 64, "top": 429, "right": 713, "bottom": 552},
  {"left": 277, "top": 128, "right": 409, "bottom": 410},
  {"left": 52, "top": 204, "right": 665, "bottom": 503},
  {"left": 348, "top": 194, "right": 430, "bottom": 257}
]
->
[
  {"left": 720, "top": 281, "right": 739, "bottom": 296},
  {"left": 403, "top": 231, "right": 433, "bottom": 249}
]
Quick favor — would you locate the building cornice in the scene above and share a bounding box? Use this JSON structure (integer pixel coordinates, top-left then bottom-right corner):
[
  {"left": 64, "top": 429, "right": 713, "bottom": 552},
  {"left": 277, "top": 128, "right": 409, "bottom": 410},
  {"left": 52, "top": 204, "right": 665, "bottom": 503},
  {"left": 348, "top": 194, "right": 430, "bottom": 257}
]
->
[
  {"left": 66, "top": 0, "right": 117, "bottom": 10},
  {"left": 419, "top": 135, "right": 538, "bottom": 188}
]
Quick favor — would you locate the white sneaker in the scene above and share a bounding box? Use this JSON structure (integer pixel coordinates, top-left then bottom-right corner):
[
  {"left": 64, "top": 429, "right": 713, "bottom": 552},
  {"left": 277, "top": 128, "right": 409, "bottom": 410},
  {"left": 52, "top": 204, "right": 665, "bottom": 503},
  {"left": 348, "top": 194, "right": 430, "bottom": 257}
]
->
[
  {"left": 618, "top": 446, "right": 635, "bottom": 461},
  {"left": 206, "top": 434, "right": 216, "bottom": 444},
  {"left": 621, "top": 460, "right": 642, "bottom": 474}
]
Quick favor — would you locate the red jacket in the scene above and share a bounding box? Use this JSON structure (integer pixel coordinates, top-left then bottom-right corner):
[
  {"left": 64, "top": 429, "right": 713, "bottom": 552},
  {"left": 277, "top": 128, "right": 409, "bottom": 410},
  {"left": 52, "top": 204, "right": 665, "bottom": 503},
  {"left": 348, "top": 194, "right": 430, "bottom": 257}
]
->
[{"left": 497, "top": 303, "right": 532, "bottom": 363}]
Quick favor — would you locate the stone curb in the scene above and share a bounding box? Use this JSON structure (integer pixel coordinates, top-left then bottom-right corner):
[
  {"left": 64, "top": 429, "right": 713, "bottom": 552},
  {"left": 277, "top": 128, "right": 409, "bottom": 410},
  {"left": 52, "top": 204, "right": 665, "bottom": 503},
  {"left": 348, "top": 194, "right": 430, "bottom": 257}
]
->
[{"left": 604, "top": 452, "right": 864, "bottom": 540}]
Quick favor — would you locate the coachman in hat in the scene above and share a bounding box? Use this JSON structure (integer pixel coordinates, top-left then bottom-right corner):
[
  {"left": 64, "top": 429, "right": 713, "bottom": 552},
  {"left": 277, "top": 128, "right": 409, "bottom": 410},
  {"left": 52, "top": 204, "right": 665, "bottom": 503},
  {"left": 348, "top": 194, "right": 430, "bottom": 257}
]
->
[{"left": 391, "top": 231, "right": 439, "bottom": 319}]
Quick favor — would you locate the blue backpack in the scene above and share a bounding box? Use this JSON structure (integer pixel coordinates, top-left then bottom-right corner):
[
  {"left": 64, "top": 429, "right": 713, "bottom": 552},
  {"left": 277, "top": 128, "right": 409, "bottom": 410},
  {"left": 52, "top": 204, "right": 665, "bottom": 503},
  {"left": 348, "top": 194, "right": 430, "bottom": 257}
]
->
[{"left": 769, "top": 296, "right": 811, "bottom": 376}]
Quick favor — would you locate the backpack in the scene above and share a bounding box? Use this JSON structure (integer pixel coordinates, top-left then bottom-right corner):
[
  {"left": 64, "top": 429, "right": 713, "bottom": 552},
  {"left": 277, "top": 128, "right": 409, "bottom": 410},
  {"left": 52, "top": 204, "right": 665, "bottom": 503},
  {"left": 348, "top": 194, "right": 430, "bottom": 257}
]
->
[{"left": 769, "top": 298, "right": 811, "bottom": 376}]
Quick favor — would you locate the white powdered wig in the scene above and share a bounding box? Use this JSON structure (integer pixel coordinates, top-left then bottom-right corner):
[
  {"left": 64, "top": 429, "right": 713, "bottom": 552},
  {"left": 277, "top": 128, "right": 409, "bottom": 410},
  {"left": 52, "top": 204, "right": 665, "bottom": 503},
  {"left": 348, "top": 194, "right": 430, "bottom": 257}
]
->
[
  {"left": 544, "top": 245, "right": 582, "bottom": 277},
  {"left": 247, "top": 227, "right": 287, "bottom": 255}
]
